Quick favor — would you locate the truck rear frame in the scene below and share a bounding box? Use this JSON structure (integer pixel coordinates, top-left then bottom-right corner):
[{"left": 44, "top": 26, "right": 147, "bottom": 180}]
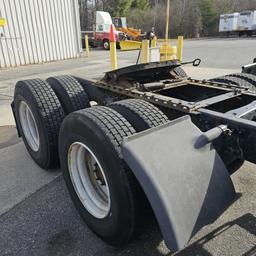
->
[{"left": 11, "top": 59, "right": 256, "bottom": 252}]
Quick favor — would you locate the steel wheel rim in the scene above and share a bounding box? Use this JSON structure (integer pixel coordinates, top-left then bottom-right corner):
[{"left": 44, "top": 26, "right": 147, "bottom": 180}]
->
[
  {"left": 68, "top": 142, "right": 111, "bottom": 219},
  {"left": 103, "top": 41, "right": 109, "bottom": 49},
  {"left": 19, "top": 101, "right": 40, "bottom": 152}
]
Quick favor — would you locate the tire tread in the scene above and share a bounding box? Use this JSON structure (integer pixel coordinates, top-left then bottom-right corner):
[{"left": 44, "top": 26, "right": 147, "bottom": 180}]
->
[
  {"left": 228, "top": 73, "right": 256, "bottom": 86},
  {"left": 110, "top": 99, "right": 169, "bottom": 131},
  {"left": 47, "top": 75, "right": 90, "bottom": 114},
  {"left": 172, "top": 67, "right": 187, "bottom": 78},
  {"left": 15, "top": 79, "right": 65, "bottom": 167},
  {"left": 66, "top": 106, "right": 142, "bottom": 244},
  {"left": 209, "top": 75, "right": 256, "bottom": 92},
  {"left": 77, "top": 107, "right": 135, "bottom": 156}
]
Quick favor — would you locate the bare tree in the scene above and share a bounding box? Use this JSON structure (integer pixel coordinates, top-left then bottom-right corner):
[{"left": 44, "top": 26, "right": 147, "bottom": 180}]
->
[{"left": 78, "top": 0, "right": 256, "bottom": 37}]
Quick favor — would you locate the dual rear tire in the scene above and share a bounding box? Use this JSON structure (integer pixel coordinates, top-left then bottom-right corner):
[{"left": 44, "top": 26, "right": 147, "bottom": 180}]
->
[
  {"left": 59, "top": 100, "right": 169, "bottom": 245},
  {"left": 59, "top": 107, "right": 138, "bottom": 245},
  {"left": 13, "top": 77, "right": 169, "bottom": 246},
  {"left": 13, "top": 76, "right": 91, "bottom": 169}
]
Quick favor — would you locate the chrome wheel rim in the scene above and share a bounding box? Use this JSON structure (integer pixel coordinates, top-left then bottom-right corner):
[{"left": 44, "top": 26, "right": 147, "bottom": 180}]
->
[
  {"left": 18, "top": 101, "right": 40, "bottom": 152},
  {"left": 68, "top": 142, "right": 111, "bottom": 219}
]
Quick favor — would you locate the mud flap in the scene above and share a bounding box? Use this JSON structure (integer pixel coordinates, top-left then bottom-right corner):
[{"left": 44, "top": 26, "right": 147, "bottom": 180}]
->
[
  {"left": 11, "top": 100, "right": 21, "bottom": 137},
  {"left": 121, "top": 115, "right": 236, "bottom": 252}
]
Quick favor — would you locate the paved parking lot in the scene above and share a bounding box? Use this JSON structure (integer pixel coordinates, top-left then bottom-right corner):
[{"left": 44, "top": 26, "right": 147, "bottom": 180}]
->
[{"left": 0, "top": 38, "right": 256, "bottom": 256}]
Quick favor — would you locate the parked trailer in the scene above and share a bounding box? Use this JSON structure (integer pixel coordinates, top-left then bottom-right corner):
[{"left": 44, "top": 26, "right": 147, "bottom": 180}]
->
[
  {"left": 11, "top": 60, "right": 256, "bottom": 252},
  {"left": 219, "top": 10, "right": 256, "bottom": 37},
  {"left": 237, "top": 10, "right": 256, "bottom": 36},
  {"left": 219, "top": 12, "right": 239, "bottom": 35}
]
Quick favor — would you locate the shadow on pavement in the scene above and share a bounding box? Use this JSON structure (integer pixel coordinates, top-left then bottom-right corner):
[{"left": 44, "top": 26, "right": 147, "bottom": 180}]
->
[
  {"left": 174, "top": 213, "right": 256, "bottom": 256},
  {"left": 0, "top": 126, "right": 21, "bottom": 149},
  {"left": 0, "top": 175, "right": 255, "bottom": 256},
  {"left": 0, "top": 176, "right": 168, "bottom": 256}
]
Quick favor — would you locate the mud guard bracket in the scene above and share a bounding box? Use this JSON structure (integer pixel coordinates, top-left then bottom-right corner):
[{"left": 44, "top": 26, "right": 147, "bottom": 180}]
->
[{"left": 121, "top": 115, "right": 236, "bottom": 252}]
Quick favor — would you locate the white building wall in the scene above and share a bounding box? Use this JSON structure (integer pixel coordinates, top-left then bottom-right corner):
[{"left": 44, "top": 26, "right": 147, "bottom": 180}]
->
[{"left": 0, "top": 0, "right": 82, "bottom": 68}]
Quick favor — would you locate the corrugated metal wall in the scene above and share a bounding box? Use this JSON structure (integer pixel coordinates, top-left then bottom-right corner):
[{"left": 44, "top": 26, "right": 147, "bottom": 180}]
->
[{"left": 0, "top": 0, "right": 82, "bottom": 68}]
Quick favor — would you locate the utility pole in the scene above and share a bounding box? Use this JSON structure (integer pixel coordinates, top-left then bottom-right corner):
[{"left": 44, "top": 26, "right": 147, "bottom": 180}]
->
[
  {"left": 165, "top": 0, "right": 170, "bottom": 59},
  {"left": 165, "top": 0, "right": 170, "bottom": 43}
]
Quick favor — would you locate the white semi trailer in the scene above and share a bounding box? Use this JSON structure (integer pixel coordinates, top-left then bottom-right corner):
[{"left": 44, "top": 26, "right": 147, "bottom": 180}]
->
[
  {"left": 237, "top": 10, "right": 256, "bottom": 36},
  {"left": 219, "top": 10, "right": 256, "bottom": 36},
  {"left": 219, "top": 13, "right": 239, "bottom": 34}
]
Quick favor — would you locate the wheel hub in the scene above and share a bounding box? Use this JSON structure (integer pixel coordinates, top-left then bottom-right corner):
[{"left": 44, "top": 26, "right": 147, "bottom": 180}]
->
[
  {"left": 18, "top": 101, "right": 40, "bottom": 151},
  {"left": 68, "top": 142, "right": 111, "bottom": 219}
]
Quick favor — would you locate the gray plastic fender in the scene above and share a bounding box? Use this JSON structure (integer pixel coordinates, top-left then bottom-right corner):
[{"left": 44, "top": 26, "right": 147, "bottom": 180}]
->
[{"left": 121, "top": 115, "right": 236, "bottom": 252}]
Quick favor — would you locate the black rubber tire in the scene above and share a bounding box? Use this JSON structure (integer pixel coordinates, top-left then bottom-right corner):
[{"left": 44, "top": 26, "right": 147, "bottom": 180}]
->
[
  {"left": 209, "top": 77, "right": 240, "bottom": 86},
  {"left": 172, "top": 66, "right": 187, "bottom": 78},
  {"left": 209, "top": 76, "right": 256, "bottom": 91},
  {"left": 102, "top": 39, "right": 110, "bottom": 50},
  {"left": 210, "top": 75, "right": 252, "bottom": 87},
  {"left": 227, "top": 73, "right": 256, "bottom": 87},
  {"left": 109, "top": 99, "right": 169, "bottom": 132},
  {"left": 13, "top": 79, "right": 65, "bottom": 169},
  {"left": 223, "top": 75, "right": 254, "bottom": 89},
  {"left": 47, "top": 75, "right": 90, "bottom": 115},
  {"left": 227, "top": 158, "right": 244, "bottom": 174},
  {"left": 72, "top": 76, "right": 104, "bottom": 103},
  {"left": 59, "top": 106, "right": 145, "bottom": 246}
]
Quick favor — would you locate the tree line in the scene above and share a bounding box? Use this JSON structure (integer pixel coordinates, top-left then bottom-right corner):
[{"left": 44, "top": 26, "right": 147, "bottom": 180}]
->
[{"left": 79, "top": 0, "right": 256, "bottom": 38}]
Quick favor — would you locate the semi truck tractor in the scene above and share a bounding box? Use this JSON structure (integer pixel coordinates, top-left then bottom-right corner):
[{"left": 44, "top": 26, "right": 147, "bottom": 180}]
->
[
  {"left": 11, "top": 59, "right": 256, "bottom": 252},
  {"left": 82, "top": 11, "right": 124, "bottom": 50}
]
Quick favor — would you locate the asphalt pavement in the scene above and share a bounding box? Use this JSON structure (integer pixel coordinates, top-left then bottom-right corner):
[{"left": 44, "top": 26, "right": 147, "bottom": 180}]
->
[{"left": 0, "top": 38, "right": 256, "bottom": 256}]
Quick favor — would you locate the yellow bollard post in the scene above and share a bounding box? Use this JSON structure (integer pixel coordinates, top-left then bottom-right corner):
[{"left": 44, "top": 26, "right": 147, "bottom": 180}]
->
[
  {"left": 152, "top": 36, "right": 157, "bottom": 48},
  {"left": 110, "top": 42, "right": 117, "bottom": 70},
  {"left": 160, "top": 44, "right": 177, "bottom": 61},
  {"left": 109, "top": 24, "right": 117, "bottom": 70},
  {"left": 141, "top": 40, "right": 149, "bottom": 64},
  {"left": 0, "top": 17, "right": 7, "bottom": 27},
  {"left": 85, "top": 35, "right": 89, "bottom": 57},
  {"left": 177, "top": 36, "right": 183, "bottom": 61}
]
